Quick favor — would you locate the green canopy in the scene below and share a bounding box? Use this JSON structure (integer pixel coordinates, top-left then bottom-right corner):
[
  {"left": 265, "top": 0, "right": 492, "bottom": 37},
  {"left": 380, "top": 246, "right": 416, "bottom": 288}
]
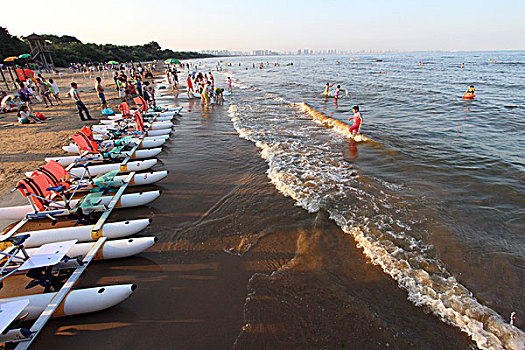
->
[
  {"left": 164, "top": 58, "right": 181, "bottom": 64},
  {"left": 107, "top": 60, "right": 119, "bottom": 65},
  {"left": 18, "top": 54, "right": 31, "bottom": 59}
]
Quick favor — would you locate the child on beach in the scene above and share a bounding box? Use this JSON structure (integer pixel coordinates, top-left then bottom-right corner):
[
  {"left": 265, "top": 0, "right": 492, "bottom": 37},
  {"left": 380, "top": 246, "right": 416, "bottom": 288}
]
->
[
  {"left": 95, "top": 77, "right": 108, "bottom": 110},
  {"left": 348, "top": 105, "right": 363, "bottom": 135},
  {"left": 17, "top": 83, "right": 32, "bottom": 111},
  {"left": 48, "top": 79, "right": 63, "bottom": 104},
  {"left": 17, "top": 105, "right": 43, "bottom": 124},
  {"left": 38, "top": 79, "right": 54, "bottom": 107}
]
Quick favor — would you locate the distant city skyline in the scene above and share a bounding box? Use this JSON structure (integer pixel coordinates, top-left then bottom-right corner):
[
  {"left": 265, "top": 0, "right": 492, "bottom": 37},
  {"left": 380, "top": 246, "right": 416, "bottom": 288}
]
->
[{"left": 2, "top": 0, "right": 524, "bottom": 53}]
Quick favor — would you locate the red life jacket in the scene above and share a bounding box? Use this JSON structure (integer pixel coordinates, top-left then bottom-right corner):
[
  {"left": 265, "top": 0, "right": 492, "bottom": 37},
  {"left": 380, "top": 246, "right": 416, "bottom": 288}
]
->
[{"left": 134, "top": 111, "right": 145, "bottom": 132}]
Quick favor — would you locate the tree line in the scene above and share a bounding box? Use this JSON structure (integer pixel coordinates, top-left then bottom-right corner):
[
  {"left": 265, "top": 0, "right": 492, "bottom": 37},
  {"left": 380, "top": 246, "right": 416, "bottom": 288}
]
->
[{"left": 0, "top": 27, "right": 212, "bottom": 67}]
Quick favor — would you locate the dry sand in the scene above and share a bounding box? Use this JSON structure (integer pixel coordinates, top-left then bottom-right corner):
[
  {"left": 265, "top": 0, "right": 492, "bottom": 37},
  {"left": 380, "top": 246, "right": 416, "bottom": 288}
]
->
[{"left": 0, "top": 69, "right": 144, "bottom": 197}]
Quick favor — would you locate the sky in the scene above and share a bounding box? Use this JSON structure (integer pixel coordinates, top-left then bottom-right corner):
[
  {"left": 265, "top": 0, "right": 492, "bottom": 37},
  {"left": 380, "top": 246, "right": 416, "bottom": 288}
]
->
[{"left": 2, "top": 0, "right": 524, "bottom": 52}]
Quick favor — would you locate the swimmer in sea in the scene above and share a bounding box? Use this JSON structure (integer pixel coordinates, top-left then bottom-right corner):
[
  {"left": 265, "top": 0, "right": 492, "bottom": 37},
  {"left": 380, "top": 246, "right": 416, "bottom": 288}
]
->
[
  {"left": 348, "top": 105, "right": 363, "bottom": 135},
  {"left": 464, "top": 85, "right": 475, "bottom": 98},
  {"left": 323, "top": 83, "right": 335, "bottom": 96}
]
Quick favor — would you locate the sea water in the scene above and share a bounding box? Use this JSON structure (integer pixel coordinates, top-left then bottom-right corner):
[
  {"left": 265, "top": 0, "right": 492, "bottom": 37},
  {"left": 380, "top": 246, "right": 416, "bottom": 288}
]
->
[{"left": 192, "top": 52, "right": 525, "bottom": 349}]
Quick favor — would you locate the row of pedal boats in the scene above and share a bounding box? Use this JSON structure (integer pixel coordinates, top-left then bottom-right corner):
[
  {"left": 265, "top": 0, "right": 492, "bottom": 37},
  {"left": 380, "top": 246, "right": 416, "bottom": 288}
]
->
[{"left": 0, "top": 101, "right": 181, "bottom": 346}]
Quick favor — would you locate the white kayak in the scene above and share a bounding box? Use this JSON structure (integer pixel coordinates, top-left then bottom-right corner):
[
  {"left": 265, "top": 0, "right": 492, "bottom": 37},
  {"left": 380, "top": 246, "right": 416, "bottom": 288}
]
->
[
  {"left": 0, "top": 284, "right": 136, "bottom": 320},
  {"left": 0, "top": 190, "right": 161, "bottom": 221},
  {"left": 22, "top": 236, "right": 156, "bottom": 259},
  {"left": 46, "top": 148, "right": 162, "bottom": 167},
  {"left": 69, "top": 158, "right": 158, "bottom": 177},
  {"left": 63, "top": 137, "right": 168, "bottom": 154},
  {"left": 5, "top": 218, "right": 151, "bottom": 248}
]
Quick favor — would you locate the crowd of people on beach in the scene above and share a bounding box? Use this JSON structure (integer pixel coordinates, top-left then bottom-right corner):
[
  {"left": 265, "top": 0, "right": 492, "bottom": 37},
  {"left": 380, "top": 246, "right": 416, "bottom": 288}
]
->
[{"left": 0, "top": 60, "right": 161, "bottom": 125}]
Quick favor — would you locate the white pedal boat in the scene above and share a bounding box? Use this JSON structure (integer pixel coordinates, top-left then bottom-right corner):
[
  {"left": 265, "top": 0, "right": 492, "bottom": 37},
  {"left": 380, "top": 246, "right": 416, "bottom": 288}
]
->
[
  {"left": 108, "top": 114, "right": 174, "bottom": 122},
  {"left": 21, "top": 236, "right": 156, "bottom": 260},
  {"left": 46, "top": 148, "right": 162, "bottom": 167},
  {"left": 0, "top": 284, "right": 136, "bottom": 320},
  {"left": 63, "top": 137, "right": 169, "bottom": 154},
  {"left": 92, "top": 121, "right": 173, "bottom": 132},
  {"left": 22, "top": 170, "right": 168, "bottom": 191},
  {"left": 69, "top": 158, "right": 158, "bottom": 177},
  {"left": 3, "top": 219, "right": 151, "bottom": 248},
  {"left": 93, "top": 127, "right": 172, "bottom": 138},
  {"left": 0, "top": 190, "right": 161, "bottom": 221}
]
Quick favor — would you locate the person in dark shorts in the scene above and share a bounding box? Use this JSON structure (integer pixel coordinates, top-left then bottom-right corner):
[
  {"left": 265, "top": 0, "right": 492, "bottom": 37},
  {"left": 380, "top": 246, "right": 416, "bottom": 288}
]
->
[{"left": 95, "top": 77, "right": 108, "bottom": 109}]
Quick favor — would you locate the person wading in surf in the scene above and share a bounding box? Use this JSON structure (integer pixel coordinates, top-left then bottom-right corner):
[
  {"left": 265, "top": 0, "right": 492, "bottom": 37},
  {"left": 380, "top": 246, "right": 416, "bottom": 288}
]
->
[
  {"left": 348, "top": 105, "right": 363, "bottom": 135},
  {"left": 323, "top": 83, "right": 335, "bottom": 96}
]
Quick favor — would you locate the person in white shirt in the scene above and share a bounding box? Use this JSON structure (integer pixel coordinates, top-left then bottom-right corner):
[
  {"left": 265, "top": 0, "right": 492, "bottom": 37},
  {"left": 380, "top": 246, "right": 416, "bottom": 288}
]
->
[
  {"left": 48, "top": 78, "right": 63, "bottom": 104},
  {"left": 66, "top": 82, "right": 93, "bottom": 121}
]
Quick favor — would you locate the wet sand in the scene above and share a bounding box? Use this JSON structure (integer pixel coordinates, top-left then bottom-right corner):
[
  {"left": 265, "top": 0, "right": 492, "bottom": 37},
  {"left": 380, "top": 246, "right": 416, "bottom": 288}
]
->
[{"left": 1, "top": 74, "right": 473, "bottom": 349}]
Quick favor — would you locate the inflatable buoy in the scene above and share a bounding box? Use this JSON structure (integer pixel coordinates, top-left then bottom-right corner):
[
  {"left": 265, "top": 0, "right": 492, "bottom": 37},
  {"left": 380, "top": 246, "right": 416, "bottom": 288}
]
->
[
  {"left": 463, "top": 94, "right": 475, "bottom": 99},
  {"left": 102, "top": 108, "right": 115, "bottom": 116}
]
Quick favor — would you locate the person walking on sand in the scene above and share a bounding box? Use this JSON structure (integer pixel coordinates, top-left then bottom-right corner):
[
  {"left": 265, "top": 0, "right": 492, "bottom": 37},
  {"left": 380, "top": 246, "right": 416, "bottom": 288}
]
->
[
  {"left": 48, "top": 79, "right": 63, "bottom": 104},
  {"left": 17, "top": 82, "right": 32, "bottom": 111},
  {"left": 95, "top": 77, "right": 108, "bottom": 110},
  {"left": 38, "top": 78, "right": 54, "bottom": 107},
  {"left": 67, "top": 82, "right": 93, "bottom": 121}
]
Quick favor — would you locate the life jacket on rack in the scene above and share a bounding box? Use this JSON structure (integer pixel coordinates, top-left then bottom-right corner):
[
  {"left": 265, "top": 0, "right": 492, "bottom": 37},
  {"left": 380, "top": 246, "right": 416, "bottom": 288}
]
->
[
  {"left": 72, "top": 129, "right": 99, "bottom": 153},
  {"left": 133, "top": 110, "right": 145, "bottom": 132},
  {"left": 133, "top": 96, "right": 148, "bottom": 113},
  {"left": 15, "top": 174, "right": 53, "bottom": 212},
  {"left": 118, "top": 102, "right": 132, "bottom": 118},
  {"left": 30, "top": 160, "right": 71, "bottom": 192}
]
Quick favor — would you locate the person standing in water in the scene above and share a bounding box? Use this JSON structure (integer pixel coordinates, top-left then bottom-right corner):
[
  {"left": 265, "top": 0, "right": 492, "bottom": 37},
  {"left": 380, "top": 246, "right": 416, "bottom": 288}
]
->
[
  {"left": 227, "top": 77, "right": 232, "bottom": 92},
  {"left": 323, "top": 83, "right": 335, "bottom": 96},
  {"left": 348, "top": 105, "right": 363, "bottom": 135},
  {"left": 334, "top": 85, "right": 342, "bottom": 99}
]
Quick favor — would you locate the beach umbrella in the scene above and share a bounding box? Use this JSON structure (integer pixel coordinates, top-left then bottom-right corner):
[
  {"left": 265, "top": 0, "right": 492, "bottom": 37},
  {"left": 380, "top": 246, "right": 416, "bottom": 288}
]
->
[
  {"left": 3, "top": 56, "right": 19, "bottom": 62},
  {"left": 165, "top": 58, "right": 181, "bottom": 64},
  {"left": 107, "top": 60, "right": 119, "bottom": 65},
  {"left": 18, "top": 54, "right": 31, "bottom": 59}
]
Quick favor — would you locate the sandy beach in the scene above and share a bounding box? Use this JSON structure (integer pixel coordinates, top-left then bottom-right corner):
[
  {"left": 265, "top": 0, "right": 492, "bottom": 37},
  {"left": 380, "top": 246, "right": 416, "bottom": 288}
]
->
[{"left": 0, "top": 66, "right": 477, "bottom": 349}]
